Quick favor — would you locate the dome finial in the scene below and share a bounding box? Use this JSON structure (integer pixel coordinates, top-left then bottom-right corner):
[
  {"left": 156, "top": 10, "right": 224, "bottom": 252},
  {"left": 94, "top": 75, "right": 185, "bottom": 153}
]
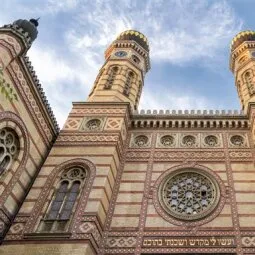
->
[{"left": 29, "top": 18, "right": 40, "bottom": 27}]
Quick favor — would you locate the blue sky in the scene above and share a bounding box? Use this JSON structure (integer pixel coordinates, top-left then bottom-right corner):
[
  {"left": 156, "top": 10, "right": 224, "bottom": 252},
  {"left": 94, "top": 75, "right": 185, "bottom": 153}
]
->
[{"left": 0, "top": 0, "right": 254, "bottom": 127}]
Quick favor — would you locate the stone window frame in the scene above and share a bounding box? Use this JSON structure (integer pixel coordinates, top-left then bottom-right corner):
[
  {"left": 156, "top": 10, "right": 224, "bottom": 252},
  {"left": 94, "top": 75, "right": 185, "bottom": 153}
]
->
[
  {"left": 80, "top": 116, "right": 106, "bottom": 132},
  {"left": 201, "top": 133, "right": 223, "bottom": 148},
  {"left": 228, "top": 133, "right": 248, "bottom": 148},
  {"left": 123, "top": 70, "right": 135, "bottom": 96},
  {"left": 158, "top": 169, "right": 220, "bottom": 221},
  {"left": 0, "top": 127, "right": 20, "bottom": 176},
  {"left": 130, "top": 133, "right": 152, "bottom": 148},
  {"left": 104, "top": 65, "right": 119, "bottom": 89},
  {"left": 89, "top": 67, "right": 105, "bottom": 96},
  {"left": 0, "top": 111, "right": 29, "bottom": 189},
  {"left": 156, "top": 133, "right": 177, "bottom": 148},
  {"left": 23, "top": 158, "right": 96, "bottom": 236},
  {"left": 37, "top": 166, "right": 88, "bottom": 233},
  {"left": 243, "top": 69, "right": 255, "bottom": 96},
  {"left": 134, "top": 80, "right": 142, "bottom": 110},
  {"left": 179, "top": 133, "right": 199, "bottom": 148},
  {"left": 153, "top": 163, "right": 226, "bottom": 227}
]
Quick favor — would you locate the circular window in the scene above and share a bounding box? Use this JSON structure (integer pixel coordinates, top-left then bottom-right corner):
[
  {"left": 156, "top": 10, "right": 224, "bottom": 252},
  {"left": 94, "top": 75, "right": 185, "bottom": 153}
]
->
[
  {"left": 204, "top": 135, "right": 218, "bottom": 147},
  {"left": 63, "top": 167, "right": 86, "bottom": 180},
  {"left": 158, "top": 169, "right": 220, "bottom": 221},
  {"left": 160, "top": 135, "right": 174, "bottom": 146},
  {"left": 182, "top": 135, "right": 196, "bottom": 147},
  {"left": 86, "top": 119, "right": 101, "bottom": 130},
  {"left": 230, "top": 135, "right": 244, "bottom": 146},
  {"left": 134, "top": 135, "right": 148, "bottom": 147}
]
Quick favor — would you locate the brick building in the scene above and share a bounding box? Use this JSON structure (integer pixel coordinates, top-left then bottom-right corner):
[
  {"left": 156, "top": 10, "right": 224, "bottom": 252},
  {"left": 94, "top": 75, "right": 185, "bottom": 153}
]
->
[{"left": 0, "top": 19, "right": 255, "bottom": 255}]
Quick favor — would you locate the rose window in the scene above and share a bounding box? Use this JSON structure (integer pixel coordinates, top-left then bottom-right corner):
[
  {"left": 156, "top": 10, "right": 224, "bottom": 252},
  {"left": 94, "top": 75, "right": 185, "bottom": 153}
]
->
[
  {"left": 63, "top": 167, "right": 86, "bottom": 180},
  {"left": 134, "top": 135, "right": 148, "bottom": 147},
  {"left": 204, "top": 135, "right": 218, "bottom": 147},
  {"left": 0, "top": 128, "right": 19, "bottom": 175},
  {"left": 159, "top": 169, "right": 220, "bottom": 221},
  {"left": 161, "top": 135, "right": 174, "bottom": 146},
  {"left": 182, "top": 135, "right": 196, "bottom": 147},
  {"left": 230, "top": 135, "right": 244, "bottom": 146},
  {"left": 86, "top": 119, "right": 101, "bottom": 130}
]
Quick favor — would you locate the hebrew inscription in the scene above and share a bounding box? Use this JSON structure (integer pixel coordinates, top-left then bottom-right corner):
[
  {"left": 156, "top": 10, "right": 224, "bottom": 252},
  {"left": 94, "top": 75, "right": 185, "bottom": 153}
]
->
[{"left": 142, "top": 236, "right": 236, "bottom": 248}]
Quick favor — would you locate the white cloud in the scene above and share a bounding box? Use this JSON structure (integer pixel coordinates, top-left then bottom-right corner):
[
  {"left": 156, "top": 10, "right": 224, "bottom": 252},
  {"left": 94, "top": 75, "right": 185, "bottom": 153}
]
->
[
  {"left": 140, "top": 88, "right": 211, "bottom": 111},
  {"left": 64, "top": 1, "right": 242, "bottom": 65},
  {"left": 1, "top": 0, "right": 242, "bottom": 127},
  {"left": 27, "top": 46, "right": 98, "bottom": 128},
  {"left": 46, "top": 0, "right": 79, "bottom": 13}
]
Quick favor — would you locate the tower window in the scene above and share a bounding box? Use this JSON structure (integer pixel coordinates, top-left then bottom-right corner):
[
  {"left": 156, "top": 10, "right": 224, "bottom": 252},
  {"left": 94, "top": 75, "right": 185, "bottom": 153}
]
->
[
  {"left": 123, "top": 71, "right": 134, "bottom": 96},
  {"left": 131, "top": 55, "right": 140, "bottom": 64},
  {"left": 89, "top": 68, "right": 104, "bottom": 96},
  {"left": 0, "top": 128, "right": 19, "bottom": 176},
  {"left": 135, "top": 80, "right": 142, "bottom": 109},
  {"left": 244, "top": 71, "right": 255, "bottom": 95},
  {"left": 105, "top": 66, "right": 118, "bottom": 89},
  {"left": 38, "top": 167, "right": 87, "bottom": 233}
]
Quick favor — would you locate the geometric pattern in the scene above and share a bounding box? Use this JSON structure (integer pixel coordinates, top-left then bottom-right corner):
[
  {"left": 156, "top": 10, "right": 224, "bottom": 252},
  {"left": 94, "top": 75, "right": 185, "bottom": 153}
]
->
[
  {"left": 242, "top": 236, "right": 255, "bottom": 247},
  {"left": 79, "top": 222, "right": 94, "bottom": 233},
  {"left": 63, "top": 118, "right": 82, "bottom": 130},
  {"left": 106, "top": 236, "right": 136, "bottom": 248},
  {"left": 9, "top": 223, "right": 24, "bottom": 234},
  {"left": 79, "top": 222, "right": 101, "bottom": 244},
  {"left": 105, "top": 118, "right": 122, "bottom": 130}
]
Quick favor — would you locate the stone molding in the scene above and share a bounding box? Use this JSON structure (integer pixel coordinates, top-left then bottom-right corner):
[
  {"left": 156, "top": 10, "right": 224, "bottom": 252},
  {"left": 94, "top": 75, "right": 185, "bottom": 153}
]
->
[
  {"left": 0, "top": 111, "right": 29, "bottom": 239},
  {"left": 21, "top": 159, "right": 96, "bottom": 237}
]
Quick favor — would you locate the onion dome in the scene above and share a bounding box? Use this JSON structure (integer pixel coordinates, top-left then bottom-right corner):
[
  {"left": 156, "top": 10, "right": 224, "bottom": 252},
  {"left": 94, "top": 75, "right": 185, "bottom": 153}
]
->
[
  {"left": 13, "top": 18, "right": 39, "bottom": 42},
  {"left": 116, "top": 30, "right": 149, "bottom": 52},
  {"left": 231, "top": 30, "right": 255, "bottom": 52}
]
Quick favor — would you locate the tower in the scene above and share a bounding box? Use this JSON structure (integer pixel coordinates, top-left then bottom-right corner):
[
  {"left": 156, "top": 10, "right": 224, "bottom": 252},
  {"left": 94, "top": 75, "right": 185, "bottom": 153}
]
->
[
  {"left": 230, "top": 30, "right": 255, "bottom": 142},
  {"left": 88, "top": 30, "right": 150, "bottom": 110}
]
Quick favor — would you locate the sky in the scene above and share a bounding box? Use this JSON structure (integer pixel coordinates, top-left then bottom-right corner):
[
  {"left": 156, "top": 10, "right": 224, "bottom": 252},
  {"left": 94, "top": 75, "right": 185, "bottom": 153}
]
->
[{"left": 0, "top": 0, "right": 255, "bottom": 128}]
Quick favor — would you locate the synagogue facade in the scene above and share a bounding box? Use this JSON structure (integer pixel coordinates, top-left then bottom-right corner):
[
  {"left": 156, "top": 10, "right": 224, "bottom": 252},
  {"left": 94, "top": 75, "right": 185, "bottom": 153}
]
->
[{"left": 0, "top": 19, "right": 255, "bottom": 255}]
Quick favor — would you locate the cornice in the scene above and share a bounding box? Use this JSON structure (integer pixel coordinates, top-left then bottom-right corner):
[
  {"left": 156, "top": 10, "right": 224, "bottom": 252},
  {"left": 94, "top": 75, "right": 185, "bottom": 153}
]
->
[
  {"left": 105, "top": 40, "right": 150, "bottom": 72},
  {"left": 21, "top": 56, "right": 59, "bottom": 133},
  {"left": 0, "top": 24, "right": 32, "bottom": 51},
  {"left": 229, "top": 41, "right": 255, "bottom": 72}
]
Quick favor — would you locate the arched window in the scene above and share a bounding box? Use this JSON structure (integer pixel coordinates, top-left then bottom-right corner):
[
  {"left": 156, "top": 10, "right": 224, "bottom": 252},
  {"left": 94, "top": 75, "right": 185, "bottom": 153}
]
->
[
  {"left": 0, "top": 127, "right": 19, "bottom": 176},
  {"left": 135, "top": 80, "right": 142, "bottom": 110},
  {"left": 89, "top": 68, "right": 104, "bottom": 96},
  {"left": 123, "top": 71, "right": 134, "bottom": 96},
  {"left": 244, "top": 71, "right": 255, "bottom": 95},
  {"left": 105, "top": 66, "right": 118, "bottom": 89},
  {"left": 39, "top": 167, "right": 87, "bottom": 232}
]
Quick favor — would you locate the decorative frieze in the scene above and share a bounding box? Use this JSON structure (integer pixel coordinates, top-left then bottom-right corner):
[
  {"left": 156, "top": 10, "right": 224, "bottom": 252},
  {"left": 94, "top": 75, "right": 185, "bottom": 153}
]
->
[
  {"left": 106, "top": 236, "right": 137, "bottom": 248},
  {"left": 242, "top": 236, "right": 255, "bottom": 247}
]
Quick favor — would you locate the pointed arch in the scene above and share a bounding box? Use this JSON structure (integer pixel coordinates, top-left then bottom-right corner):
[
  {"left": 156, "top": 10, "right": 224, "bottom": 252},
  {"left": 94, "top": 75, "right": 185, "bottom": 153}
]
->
[
  {"left": 24, "top": 158, "right": 96, "bottom": 234},
  {"left": 123, "top": 71, "right": 134, "bottom": 96},
  {"left": 104, "top": 66, "right": 118, "bottom": 89}
]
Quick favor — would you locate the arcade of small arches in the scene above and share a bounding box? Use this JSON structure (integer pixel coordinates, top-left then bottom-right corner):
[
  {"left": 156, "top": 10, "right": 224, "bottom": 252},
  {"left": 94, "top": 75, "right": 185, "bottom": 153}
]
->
[{"left": 131, "top": 119, "right": 249, "bottom": 129}]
